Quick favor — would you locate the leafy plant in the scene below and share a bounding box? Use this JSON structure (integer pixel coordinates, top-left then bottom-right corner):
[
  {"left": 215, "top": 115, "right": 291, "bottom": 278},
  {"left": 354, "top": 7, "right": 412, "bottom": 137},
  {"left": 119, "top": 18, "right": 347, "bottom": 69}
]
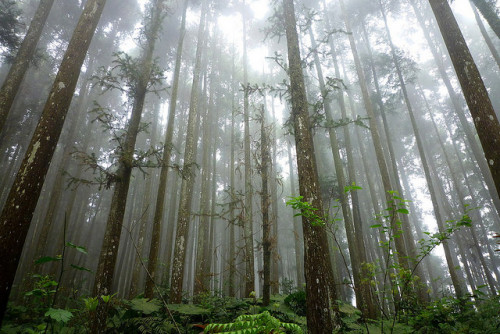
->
[
  {"left": 205, "top": 311, "right": 303, "bottom": 333},
  {"left": 284, "top": 290, "right": 306, "bottom": 317},
  {"left": 286, "top": 196, "right": 324, "bottom": 226}
]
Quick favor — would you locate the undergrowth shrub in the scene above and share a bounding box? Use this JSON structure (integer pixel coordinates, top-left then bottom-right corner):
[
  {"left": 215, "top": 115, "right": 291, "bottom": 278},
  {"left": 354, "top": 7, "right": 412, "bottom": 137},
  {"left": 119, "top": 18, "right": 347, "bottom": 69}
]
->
[
  {"left": 284, "top": 290, "right": 306, "bottom": 316},
  {"left": 204, "top": 311, "right": 303, "bottom": 333}
]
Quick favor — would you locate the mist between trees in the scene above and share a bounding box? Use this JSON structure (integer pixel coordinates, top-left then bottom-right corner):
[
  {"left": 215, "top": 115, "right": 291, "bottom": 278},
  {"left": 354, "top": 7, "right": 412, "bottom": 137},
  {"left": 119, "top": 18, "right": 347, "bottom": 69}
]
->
[{"left": 0, "top": 0, "right": 499, "bottom": 333}]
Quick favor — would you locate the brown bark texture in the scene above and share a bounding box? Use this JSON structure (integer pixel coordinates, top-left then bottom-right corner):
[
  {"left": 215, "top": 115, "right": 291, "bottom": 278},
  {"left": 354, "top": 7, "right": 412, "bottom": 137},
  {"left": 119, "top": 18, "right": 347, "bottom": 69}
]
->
[
  {"left": 429, "top": 0, "right": 500, "bottom": 205},
  {"left": 0, "top": 0, "right": 55, "bottom": 135},
  {"left": 0, "top": 0, "right": 107, "bottom": 323},
  {"left": 283, "top": 0, "right": 340, "bottom": 331}
]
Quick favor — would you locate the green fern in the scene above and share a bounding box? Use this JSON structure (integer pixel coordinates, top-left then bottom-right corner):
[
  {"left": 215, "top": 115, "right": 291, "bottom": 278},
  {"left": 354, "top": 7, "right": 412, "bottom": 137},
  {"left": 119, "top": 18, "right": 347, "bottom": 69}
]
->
[{"left": 204, "top": 311, "right": 303, "bottom": 333}]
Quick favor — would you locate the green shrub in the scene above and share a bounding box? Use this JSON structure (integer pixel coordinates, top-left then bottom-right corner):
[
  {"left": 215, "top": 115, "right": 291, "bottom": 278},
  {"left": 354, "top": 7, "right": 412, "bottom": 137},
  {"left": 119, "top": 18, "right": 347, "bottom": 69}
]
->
[{"left": 284, "top": 290, "right": 306, "bottom": 316}]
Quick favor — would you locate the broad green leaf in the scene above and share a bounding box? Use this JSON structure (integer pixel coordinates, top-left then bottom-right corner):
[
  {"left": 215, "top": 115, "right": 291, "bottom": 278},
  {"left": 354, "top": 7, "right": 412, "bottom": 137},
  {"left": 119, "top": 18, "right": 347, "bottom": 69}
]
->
[
  {"left": 397, "top": 208, "right": 409, "bottom": 214},
  {"left": 128, "top": 298, "right": 161, "bottom": 315},
  {"left": 66, "top": 242, "right": 88, "bottom": 254},
  {"left": 70, "top": 264, "right": 92, "bottom": 272},
  {"left": 370, "top": 224, "right": 382, "bottom": 228},
  {"left": 35, "top": 256, "right": 61, "bottom": 264},
  {"left": 45, "top": 308, "right": 73, "bottom": 323}
]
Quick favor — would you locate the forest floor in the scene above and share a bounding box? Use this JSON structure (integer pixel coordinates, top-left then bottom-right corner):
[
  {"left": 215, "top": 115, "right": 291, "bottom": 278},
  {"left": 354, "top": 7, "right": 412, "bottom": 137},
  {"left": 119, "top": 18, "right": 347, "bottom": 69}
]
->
[{"left": 1, "top": 285, "right": 499, "bottom": 333}]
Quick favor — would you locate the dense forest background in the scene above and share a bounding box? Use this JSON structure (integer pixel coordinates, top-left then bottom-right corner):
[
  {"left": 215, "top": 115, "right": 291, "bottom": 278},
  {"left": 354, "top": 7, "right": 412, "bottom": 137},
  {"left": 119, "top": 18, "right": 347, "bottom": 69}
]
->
[{"left": 0, "top": 0, "right": 499, "bottom": 332}]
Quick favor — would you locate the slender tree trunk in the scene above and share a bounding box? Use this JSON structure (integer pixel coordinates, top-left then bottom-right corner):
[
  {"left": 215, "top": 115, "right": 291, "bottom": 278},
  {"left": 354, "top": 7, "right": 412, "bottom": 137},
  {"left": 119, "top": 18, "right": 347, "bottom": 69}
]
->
[
  {"left": 283, "top": 0, "right": 340, "bottom": 330},
  {"left": 287, "top": 140, "right": 304, "bottom": 287},
  {"left": 169, "top": 0, "right": 207, "bottom": 303},
  {"left": 410, "top": 0, "right": 500, "bottom": 217},
  {"left": 241, "top": 0, "right": 255, "bottom": 297},
  {"left": 308, "top": 26, "right": 376, "bottom": 318},
  {"left": 144, "top": 0, "right": 188, "bottom": 299},
  {"left": 428, "top": 0, "right": 500, "bottom": 200},
  {"left": 260, "top": 106, "right": 271, "bottom": 306},
  {"left": 0, "top": 0, "right": 107, "bottom": 323},
  {"left": 470, "top": 0, "right": 500, "bottom": 39},
  {"left": 470, "top": 1, "right": 500, "bottom": 69},
  {"left": 228, "top": 43, "right": 237, "bottom": 297},
  {"left": 91, "top": 2, "right": 163, "bottom": 330},
  {"left": 0, "top": 0, "right": 55, "bottom": 135}
]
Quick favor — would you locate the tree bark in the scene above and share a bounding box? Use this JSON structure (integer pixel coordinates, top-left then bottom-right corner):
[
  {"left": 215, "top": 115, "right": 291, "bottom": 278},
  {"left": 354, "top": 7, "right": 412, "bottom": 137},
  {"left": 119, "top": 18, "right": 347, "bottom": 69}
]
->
[
  {"left": 0, "top": 0, "right": 107, "bottom": 323},
  {"left": 428, "top": 0, "right": 500, "bottom": 202},
  {"left": 144, "top": 0, "right": 189, "bottom": 299},
  {"left": 91, "top": 1, "right": 163, "bottom": 330},
  {"left": 283, "top": 0, "right": 340, "bottom": 331},
  {"left": 470, "top": 0, "right": 500, "bottom": 39},
  {"left": 0, "top": 0, "right": 55, "bottom": 135},
  {"left": 169, "top": 0, "right": 207, "bottom": 303}
]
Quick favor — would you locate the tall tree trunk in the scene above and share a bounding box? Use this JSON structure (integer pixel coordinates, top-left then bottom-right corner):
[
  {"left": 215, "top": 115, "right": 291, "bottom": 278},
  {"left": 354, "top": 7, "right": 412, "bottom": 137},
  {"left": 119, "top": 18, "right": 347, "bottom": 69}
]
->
[
  {"left": 169, "top": 0, "right": 207, "bottom": 303},
  {"left": 283, "top": 0, "right": 340, "bottom": 331},
  {"left": 410, "top": 0, "right": 500, "bottom": 218},
  {"left": 260, "top": 106, "right": 271, "bottom": 306},
  {"left": 470, "top": 0, "right": 500, "bottom": 39},
  {"left": 428, "top": 0, "right": 500, "bottom": 200},
  {"left": 228, "top": 42, "right": 237, "bottom": 297},
  {"left": 0, "top": 0, "right": 55, "bottom": 135},
  {"left": 470, "top": 0, "right": 500, "bottom": 69},
  {"left": 144, "top": 0, "right": 189, "bottom": 299},
  {"left": 0, "top": 0, "right": 107, "bottom": 323},
  {"left": 339, "top": 0, "right": 411, "bottom": 277},
  {"left": 287, "top": 140, "right": 304, "bottom": 287},
  {"left": 91, "top": 1, "right": 164, "bottom": 330},
  {"left": 241, "top": 0, "right": 255, "bottom": 297},
  {"left": 308, "top": 26, "right": 376, "bottom": 318}
]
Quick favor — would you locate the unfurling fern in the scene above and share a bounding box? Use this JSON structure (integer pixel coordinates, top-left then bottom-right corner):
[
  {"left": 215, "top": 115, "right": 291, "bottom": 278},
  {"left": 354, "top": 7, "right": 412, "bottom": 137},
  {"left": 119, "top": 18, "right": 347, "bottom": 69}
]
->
[{"left": 204, "top": 311, "right": 303, "bottom": 333}]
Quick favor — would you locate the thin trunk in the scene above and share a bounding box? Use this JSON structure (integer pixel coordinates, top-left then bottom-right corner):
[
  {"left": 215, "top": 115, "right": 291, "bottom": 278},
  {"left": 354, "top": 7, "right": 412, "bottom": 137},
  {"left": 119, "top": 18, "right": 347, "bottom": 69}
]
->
[
  {"left": 470, "top": 0, "right": 500, "bottom": 39},
  {"left": 428, "top": 0, "right": 500, "bottom": 202},
  {"left": 0, "top": 0, "right": 107, "bottom": 322},
  {"left": 283, "top": 0, "right": 340, "bottom": 330},
  {"left": 144, "top": 0, "right": 188, "bottom": 299},
  {"left": 260, "top": 106, "right": 271, "bottom": 306},
  {"left": 242, "top": 0, "right": 255, "bottom": 297},
  {"left": 470, "top": 0, "right": 500, "bottom": 69},
  {"left": 169, "top": 0, "right": 207, "bottom": 303},
  {"left": 0, "top": 0, "right": 55, "bottom": 134},
  {"left": 309, "top": 26, "right": 376, "bottom": 318},
  {"left": 91, "top": 2, "right": 163, "bottom": 330}
]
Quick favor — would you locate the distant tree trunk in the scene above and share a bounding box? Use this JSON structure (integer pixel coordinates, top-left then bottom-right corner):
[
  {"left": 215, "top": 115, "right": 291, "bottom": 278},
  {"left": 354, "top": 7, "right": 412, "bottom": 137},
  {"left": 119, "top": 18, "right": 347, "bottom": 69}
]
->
[
  {"left": 260, "top": 106, "right": 271, "bottom": 306},
  {"left": 268, "top": 95, "right": 280, "bottom": 295},
  {"left": 287, "top": 140, "right": 304, "bottom": 287},
  {"left": 339, "top": 0, "right": 411, "bottom": 279},
  {"left": 0, "top": 0, "right": 54, "bottom": 135},
  {"left": 308, "top": 25, "right": 376, "bottom": 319},
  {"left": 0, "top": 0, "right": 107, "bottom": 323},
  {"left": 241, "top": 0, "right": 255, "bottom": 297},
  {"left": 194, "top": 51, "right": 218, "bottom": 295},
  {"left": 283, "top": 0, "right": 340, "bottom": 331},
  {"left": 228, "top": 43, "right": 237, "bottom": 297},
  {"left": 428, "top": 0, "right": 500, "bottom": 202},
  {"left": 169, "top": 0, "right": 207, "bottom": 303},
  {"left": 144, "top": 0, "right": 189, "bottom": 299},
  {"left": 129, "top": 99, "right": 161, "bottom": 297},
  {"left": 410, "top": 0, "right": 500, "bottom": 220},
  {"left": 470, "top": 0, "right": 500, "bottom": 39},
  {"left": 470, "top": 1, "right": 500, "bottom": 69},
  {"left": 91, "top": 2, "right": 163, "bottom": 330}
]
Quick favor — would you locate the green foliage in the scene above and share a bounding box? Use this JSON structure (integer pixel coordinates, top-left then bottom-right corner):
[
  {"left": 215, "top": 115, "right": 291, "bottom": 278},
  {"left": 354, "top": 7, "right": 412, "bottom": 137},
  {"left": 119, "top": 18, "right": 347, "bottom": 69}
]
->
[
  {"left": 44, "top": 308, "right": 73, "bottom": 323},
  {"left": 284, "top": 290, "right": 306, "bottom": 317},
  {"left": 286, "top": 196, "right": 324, "bottom": 226},
  {"left": 205, "top": 311, "right": 303, "bottom": 333},
  {"left": 126, "top": 298, "right": 161, "bottom": 315},
  {"left": 411, "top": 295, "right": 500, "bottom": 333}
]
